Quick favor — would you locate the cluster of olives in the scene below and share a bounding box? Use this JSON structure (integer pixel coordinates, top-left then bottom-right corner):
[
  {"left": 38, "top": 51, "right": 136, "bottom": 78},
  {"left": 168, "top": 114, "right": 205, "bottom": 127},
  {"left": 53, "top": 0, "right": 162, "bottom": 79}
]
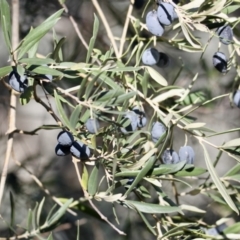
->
[
  {"left": 55, "top": 130, "right": 90, "bottom": 160},
  {"left": 149, "top": 121, "right": 195, "bottom": 164},
  {"left": 161, "top": 146, "right": 195, "bottom": 165},
  {"left": 142, "top": 1, "right": 179, "bottom": 67},
  {"left": 213, "top": 25, "right": 233, "bottom": 73},
  {"left": 144, "top": 1, "right": 234, "bottom": 74},
  {"left": 146, "top": 2, "right": 178, "bottom": 36}
]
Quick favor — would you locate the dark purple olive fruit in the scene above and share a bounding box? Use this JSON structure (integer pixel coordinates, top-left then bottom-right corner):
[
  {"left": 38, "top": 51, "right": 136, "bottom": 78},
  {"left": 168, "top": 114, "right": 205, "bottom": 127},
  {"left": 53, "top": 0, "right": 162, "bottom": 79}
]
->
[
  {"left": 162, "top": 149, "right": 180, "bottom": 164},
  {"left": 179, "top": 146, "right": 195, "bottom": 164},
  {"left": 157, "top": 2, "right": 175, "bottom": 26},
  {"left": 151, "top": 121, "right": 166, "bottom": 143},
  {"left": 133, "top": 0, "right": 145, "bottom": 9},
  {"left": 233, "top": 90, "right": 240, "bottom": 108},
  {"left": 216, "top": 25, "right": 233, "bottom": 45},
  {"left": 120, "top": 111, "right": 138, "bottom": 134},
  {"left": 85, "top": 118, "right": 100, "bottom": 134},
  {"left": 70, "top": 141, "right": 90, "bottom": 160},
  {"left": 142, "top": 48, "right": 160, "bottom": 65},
  {"left": 146, "top": 10, "right": 164, "bottom": 36},
  {"left": 57, "top": 131, "right": 74, "bottom": 146},
  {"left": 157, "top": 52, "right": 170, "bottom": 68},
  {"left": 8, "top": 71, "right": 28, "bottom": 93},
  {"left": 132, "top": 106, "right": 147, "bottom": 128},
  {"left": 55, "top": 144, "right": 71, "bottom": 156},
  {"left": 213, "top": 52, "right": 227, "bottom": 73}
]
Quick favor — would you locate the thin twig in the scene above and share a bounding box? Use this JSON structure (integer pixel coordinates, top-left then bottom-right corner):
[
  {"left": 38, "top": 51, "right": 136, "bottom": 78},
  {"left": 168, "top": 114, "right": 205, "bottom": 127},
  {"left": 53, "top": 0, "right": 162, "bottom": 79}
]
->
[
  {"left": 12, "top": 150, "right": 77, "bottom": 216},
  {"left": 119, "top": 1, "right": 134, "bottom": 57},
  {"left": 58, "top": 1, "right": 89, "bottom": 51},
  {"left": 91, "top": 0, "right": 119, "bottom": 57},
  {"left": 0, "top": 0, "right": 19, "bottom": 210},
  {"left": 33, "top": 81, "right": 63, "bottom": 126},
  {"left": 72, "top": 157, "right": 126, "bottom": 235}
]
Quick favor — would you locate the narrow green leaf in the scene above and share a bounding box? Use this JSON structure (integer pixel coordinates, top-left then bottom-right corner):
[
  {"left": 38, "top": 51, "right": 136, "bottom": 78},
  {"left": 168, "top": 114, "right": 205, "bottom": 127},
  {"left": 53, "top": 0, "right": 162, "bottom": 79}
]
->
[
  {"left": 54, "top": 90, "right": 73, "bottom": 131},
  {"left": 27, "top": 35, "right": 39, "bottom": 58},
  {"left": 91, "top": 71, "right": 121, "bottom": 90},
  {"left": 175, "top": 166, "right": 207, "bottom": 177},
  {"left": 184, "top": 122, "right": 206, "bottom": 129},
  {"left": 88, "top": 163, "right": 99, "bottom": 196},
  {"left": 37, "top": 197, "right": 45, "bottom": 227},
  {"left": 160, "top": 223, "right": 196, "bottom": 239},
  {"left": 19, "top": 86, "right": 33, "bottom": 105},
  {"left": 224, "top": 163, "right": 240, "bottom": 177},
  {"left": 82, "top": 165, "right": 89, "bottom": 191},
  {"left": 146, "top": 66, "right": 168, "bottom": 86},
  {"left": 141, "top": 71, "right": 149, "bottom": 97},
  {"left": 27, "top": 209, "right": 33, "bottom": 232},
  {"left": 0, "top": 66, "right": 12, "bottom": 78},
  {"left": 152, "top": 161, "right": 186, "bottom": 176},
  {"left": 152, "top": 89, "right": 184, "bottom": 103},
  {"left": 47, "top": 198, "right": 73, "bottom": 225},
  {"left": 16, "top": 65, "right": 25, "bottom": 77},
  {"left": 18, "top": 9, "right": 64, "bottom": 59},
  {"left": 52, "top": 37, "right": 66, "bottom": 62},
  {"left": 70, "top": 105, "right": 82, "bottom": 129},
  {"left": 47, "top": 233, "right": 53, "bottom": 240},
  {"left": 0, "top": 0, "right": 12, "bottom": 52},
  {"left": 86, "top": 14, "right": 99, "bottom": 63},
  {"left": 125, "top": 155, "right": 156, "bottom": 196},
  {"left": 222, "top": 138, "right": 240, "bottom": 148},
  {"left": 127, "top": 148, "right": 158, "bottom": 170},
  {"left": 45, "top": 204, "right": 58, "bottom": 223},
  {"left": 224, "top": 222, "right": 240, "bottom": 234},
  {"left": 28, "top": 65, "right": 63, "bottom": 77},
  {"left": 222, "top": 4, "right": 240, "bottom": 14},
  {"left": 136, "top": 209, "right": 157, "bottom": 235},
  {"left": 180, "top": 91, "right": 206, "bottom": 106},
  {"left": 125, "top": 200, "right": 181, "bottom": 214},
  {"left": 104, "top": 66, "right": 142, "bottom": 72},
  {"left": 19, "top": 58, "right": 55, "bottom": 65},
  {"left": 32, "top": 202, "right": 39, "bottom": 229},
  {"left": 200, "top": 142, "right": 239, "bottom": 214}
]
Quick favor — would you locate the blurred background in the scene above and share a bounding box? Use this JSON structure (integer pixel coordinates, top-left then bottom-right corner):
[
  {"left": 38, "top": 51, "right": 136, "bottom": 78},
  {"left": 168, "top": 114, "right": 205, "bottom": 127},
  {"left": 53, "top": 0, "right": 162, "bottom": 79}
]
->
[{"left": 0, "top": 0, "right": 240, "bottom": 239}]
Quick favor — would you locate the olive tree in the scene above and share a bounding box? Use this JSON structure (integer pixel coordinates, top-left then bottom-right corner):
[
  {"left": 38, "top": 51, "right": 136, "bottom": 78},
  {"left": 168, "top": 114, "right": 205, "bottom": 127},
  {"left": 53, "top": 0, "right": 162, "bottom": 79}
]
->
[{"left": 0, "top": 0, "right": 240, "bottom": 239}]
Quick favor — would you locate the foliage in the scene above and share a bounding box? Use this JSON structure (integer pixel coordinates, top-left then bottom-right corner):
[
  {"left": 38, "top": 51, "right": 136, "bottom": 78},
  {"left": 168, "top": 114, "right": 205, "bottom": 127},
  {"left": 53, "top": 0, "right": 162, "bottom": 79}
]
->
[{"left": 1, "top": 0, "right": 240, "bottom": 239}]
